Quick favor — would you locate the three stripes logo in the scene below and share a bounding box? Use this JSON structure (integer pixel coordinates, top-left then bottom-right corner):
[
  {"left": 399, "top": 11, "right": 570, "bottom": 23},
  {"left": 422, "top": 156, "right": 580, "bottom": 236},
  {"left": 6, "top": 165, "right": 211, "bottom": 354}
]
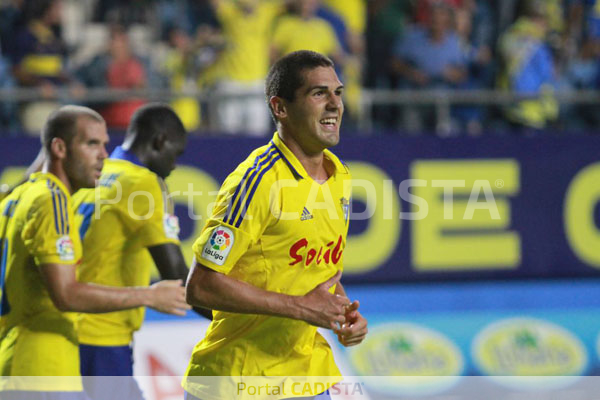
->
[{"left": 300, "top": 207, "right": 313, "bottom": 221}]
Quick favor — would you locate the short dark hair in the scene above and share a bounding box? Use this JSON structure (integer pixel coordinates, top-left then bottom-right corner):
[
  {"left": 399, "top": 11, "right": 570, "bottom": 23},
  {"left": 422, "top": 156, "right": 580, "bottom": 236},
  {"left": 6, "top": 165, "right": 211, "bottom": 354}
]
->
[
  {"left": 125, "top": 103, "right": 186, "bottom": 146},
  {"left": 265, "top": 50, "right": 334, "bottom": 122},
  {"left": 41, "top": 105, "right": 104, "bottom": 153}
]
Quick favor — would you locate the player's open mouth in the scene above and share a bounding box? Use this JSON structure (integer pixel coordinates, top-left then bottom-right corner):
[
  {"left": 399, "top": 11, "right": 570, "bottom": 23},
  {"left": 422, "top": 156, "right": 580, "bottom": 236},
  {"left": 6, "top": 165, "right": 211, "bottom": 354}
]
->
[{"left": 320, "top": 117, "right": 337, "bottom": 128}]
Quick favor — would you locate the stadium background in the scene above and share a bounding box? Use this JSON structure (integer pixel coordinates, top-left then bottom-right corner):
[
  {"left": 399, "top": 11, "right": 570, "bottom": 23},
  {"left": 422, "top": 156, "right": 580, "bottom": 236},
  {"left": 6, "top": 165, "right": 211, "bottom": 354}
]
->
[{"left": 3, "top": 0, "right": 600, "bottom": 399}]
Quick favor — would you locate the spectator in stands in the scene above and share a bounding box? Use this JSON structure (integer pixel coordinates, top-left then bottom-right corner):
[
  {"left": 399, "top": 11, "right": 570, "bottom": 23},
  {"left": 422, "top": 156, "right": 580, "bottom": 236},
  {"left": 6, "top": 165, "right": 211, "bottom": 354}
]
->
[
  {"left": 392, "top": 2, "right": 466, "bottom": 90},
  {"left": 453, "top": 1, "right": 494, "bottom": 135},
  {"left": 498, "top": 0, "right": 558, "bottom": 132},
  {"left": 316, "top": 0, "right": 366, "bottom": 123},
  {"left": 322, "top": 0, "right": 365, "bottom": 48},
  {"left": 272, "top": 0, "right": 347, "bottom": 118},
  {"left": 0, "top": 0, "right": 21, "bottom": 132},
  {"left": 566, "top": 0, "right": 600, "bottom": 64},
  {"left": 271, "top": 0, "right": 344, "bottom": 67},
  {"left": 92, "top": 0, "right": 157, "bottom": 28},
  {"left": 414, "top": 0, "right": 462, "bottom": 27},
  {"left": 0, "top": 0, "right": 24, "bottom": 57},
  {"left": 391, "top": 1, "right": 467, "bottom": 133},
  {"left": 159, "top": 26, "right": 202, "bottom": 132},
  {"left": 76, "top": 25, "right": 148, "bottom": 130},
  {"left": 365, "top": 0, "right": 412, "bottom": 131},
  {"left": 203, "top": 0, "right": 281, "bottom": 136},
  {"left": 0, "top": 46, "right": 18, "bottom": 133},
  {"left": 465, "top": 0, "right": 497, "bottom": 56},
  {"left": 10, "top": 0, "right": 65, "bottom": 86},
  {"left": 559, "top": 35, "right": 600, "bottom": 130},
  {"left": 9, "top": 0, "right": 83, "bottom": 133},
  {"left": 567, "top": 0, "right": 600, "bottom": 39},
  {"left": 156, "top": 0, "right": 219, "bottom": 39}
]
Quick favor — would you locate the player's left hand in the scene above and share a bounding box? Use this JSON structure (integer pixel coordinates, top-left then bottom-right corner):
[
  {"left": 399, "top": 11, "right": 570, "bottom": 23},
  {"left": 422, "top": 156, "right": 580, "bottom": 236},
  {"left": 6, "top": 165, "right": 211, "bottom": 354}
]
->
[{"left": 334, "top": 300, "right": 368, "bottom": 347}]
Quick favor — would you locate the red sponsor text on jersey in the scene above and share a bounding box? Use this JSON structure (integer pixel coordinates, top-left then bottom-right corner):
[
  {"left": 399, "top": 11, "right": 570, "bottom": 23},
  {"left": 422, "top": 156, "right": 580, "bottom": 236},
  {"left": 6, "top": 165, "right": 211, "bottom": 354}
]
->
[{"left": 289, "top": 235, "right": 343, "bottom": 267}]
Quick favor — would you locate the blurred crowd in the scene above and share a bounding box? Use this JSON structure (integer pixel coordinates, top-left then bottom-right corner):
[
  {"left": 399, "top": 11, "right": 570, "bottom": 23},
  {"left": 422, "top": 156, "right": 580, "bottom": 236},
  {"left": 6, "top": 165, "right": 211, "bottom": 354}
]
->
[{"left": 0, "top": 0, "right": 599, "bottom": 136}]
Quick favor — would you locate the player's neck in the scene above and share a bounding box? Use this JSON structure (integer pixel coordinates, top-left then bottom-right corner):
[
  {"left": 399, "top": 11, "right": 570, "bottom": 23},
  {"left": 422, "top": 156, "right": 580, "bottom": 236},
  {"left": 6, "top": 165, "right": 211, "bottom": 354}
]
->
[
  {"left": 43, "top": 160, "right": 74, "bottom": 194},
  {"left": 120, "top": 142, "right": 148, "bottom": 166},
  {"left": 302, "top": 156, "right": 329, "bottom": 183},
  {"left": 278, "top": 132, "right": 329, "bottom": 182}
]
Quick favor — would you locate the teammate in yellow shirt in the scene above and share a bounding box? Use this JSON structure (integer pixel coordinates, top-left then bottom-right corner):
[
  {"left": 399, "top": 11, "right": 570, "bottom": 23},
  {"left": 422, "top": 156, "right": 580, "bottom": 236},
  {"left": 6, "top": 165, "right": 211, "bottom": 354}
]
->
[
  {"left": 183, "top": 51, "right": 368, "bottom": 400},
  {"left": 0, "top": 106, "right": 189, "bottom": 400},
  {"left": 72, "top": 103, "right": 210, "bottom": 400}
]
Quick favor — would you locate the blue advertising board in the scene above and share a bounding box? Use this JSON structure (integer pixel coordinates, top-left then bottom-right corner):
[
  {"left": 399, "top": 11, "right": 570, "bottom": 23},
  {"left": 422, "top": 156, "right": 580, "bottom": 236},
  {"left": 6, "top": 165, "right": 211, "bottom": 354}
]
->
[{"left": 2, "top": 135, "right": 600, "bottom": 283}]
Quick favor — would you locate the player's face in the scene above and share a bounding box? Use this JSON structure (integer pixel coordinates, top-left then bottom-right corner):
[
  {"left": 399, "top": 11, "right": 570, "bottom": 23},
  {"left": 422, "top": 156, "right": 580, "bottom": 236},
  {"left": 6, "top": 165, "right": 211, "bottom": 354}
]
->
[
  {"left": 151, "top": 133, "right": 187, "bottom": 179},
  {"left": 285, "top": 66, "right": 344, "bottom": 154},
  {"left": 65, "top": 118, "right": 109, "bottom": 191}
]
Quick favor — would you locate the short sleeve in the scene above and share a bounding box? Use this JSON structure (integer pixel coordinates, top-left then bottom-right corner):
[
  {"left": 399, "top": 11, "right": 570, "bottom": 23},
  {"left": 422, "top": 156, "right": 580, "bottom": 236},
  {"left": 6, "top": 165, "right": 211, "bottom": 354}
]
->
[
  {"left": 122, "top": 175, "right": 180, "bottom": 248},
  {"left": 192, "top": 167, "right": 274, "bottom": 274},
  {"left": 22, "top": 190, "right": 81, "bottom": 266}
]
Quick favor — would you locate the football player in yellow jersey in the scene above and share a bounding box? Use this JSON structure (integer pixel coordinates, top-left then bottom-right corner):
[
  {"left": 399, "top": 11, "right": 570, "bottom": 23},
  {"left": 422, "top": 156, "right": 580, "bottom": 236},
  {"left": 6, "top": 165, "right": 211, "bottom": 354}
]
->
[
  {"left": 183, "top": 51, "right": 368, "bottom": 400},
  {"left": 72, "top": 103, "right": 211, "bottom": 400},
  {"left": 0, "top": 106, "right": 189, "bottom": 400}
]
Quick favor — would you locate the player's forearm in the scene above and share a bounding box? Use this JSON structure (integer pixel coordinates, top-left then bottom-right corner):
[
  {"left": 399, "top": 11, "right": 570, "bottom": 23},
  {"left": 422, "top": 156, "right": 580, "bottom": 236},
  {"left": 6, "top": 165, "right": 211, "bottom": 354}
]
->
[
  {"left": 149, "top": 244, "right": 213, "bottom": 319},
  {"left": 186, "top": 262, "right": 303, "bottom": 320},
  {"left": 54, "top": 281, "right": 154, "bottom": 313},
  {"left": 41, "top": 263, "right": 153, "bottom": 313},
  {"left": 149, "top": 243, "right": 189, "bottom": 280}
]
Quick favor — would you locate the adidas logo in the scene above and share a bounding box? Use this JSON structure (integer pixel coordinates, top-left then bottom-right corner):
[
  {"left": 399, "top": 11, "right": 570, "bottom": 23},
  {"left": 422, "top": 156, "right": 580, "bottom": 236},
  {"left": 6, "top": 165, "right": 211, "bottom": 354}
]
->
[{"left": 300, "top": 207, "right": 313, "bottom": 221}]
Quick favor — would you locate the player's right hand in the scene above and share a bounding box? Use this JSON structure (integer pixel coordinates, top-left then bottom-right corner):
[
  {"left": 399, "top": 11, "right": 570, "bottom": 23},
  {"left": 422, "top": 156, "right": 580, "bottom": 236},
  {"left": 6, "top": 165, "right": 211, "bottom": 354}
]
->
[
  {"left": 148, "top": 279, "right": 191, "bottom": 316},
  {"left": 296, "top": 271, "right": 350, "bottom": 330}
]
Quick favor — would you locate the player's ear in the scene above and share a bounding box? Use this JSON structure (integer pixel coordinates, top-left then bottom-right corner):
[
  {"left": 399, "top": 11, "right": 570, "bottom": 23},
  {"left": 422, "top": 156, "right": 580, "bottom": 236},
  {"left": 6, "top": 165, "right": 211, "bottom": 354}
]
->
[
  {"left": 50, "top": 137, "right": 67, "bottom": 160},
  {"left": 152, "top": 133, "right": 167, "bottom": 152},
  {"left": 270, "top": 96, "right": 287, "bottom": 120}
]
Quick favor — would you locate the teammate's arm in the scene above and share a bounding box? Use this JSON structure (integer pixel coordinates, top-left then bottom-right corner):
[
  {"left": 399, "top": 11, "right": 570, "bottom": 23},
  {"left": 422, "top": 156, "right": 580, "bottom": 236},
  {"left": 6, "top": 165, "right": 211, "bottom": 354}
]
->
[
  {"left": 186, "top": 261, "right": 350, "bottom": 330},
  {"left": 148, "top": 243, "right": 213, "bottom": 320},
  {"left": 40, "top": 263, "right": 191, "bottom": 315}
]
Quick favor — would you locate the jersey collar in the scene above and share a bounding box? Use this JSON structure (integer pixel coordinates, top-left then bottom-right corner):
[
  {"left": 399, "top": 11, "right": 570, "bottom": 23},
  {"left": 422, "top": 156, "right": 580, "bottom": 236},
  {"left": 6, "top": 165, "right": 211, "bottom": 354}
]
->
[
  {"left": 110, "top": 146, "right": 144, "bottom": 167},
  {"left": 323, "top": 148, "right": 349, "bottom": 176},
  {"left": 270, "top": 132, "right": 348, "bottom": 180},
  {"left": 271, "top": 133, "right": 305, "bottom": 180},
  {"left": 29, "top": 171, "right": 70, "bottom": 195}
]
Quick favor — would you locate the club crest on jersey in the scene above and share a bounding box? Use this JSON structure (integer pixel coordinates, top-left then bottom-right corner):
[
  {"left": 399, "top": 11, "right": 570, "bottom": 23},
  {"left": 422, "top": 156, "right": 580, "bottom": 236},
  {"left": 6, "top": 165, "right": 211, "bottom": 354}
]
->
[
  {"left": 340, "top": 197, "right": 350, "bottom": 223},
  {"left": 163, "top": 214, "right": 180, "bottom": 240},
  {"left": 56, "top": 236, "right": 75, "bottom": 261},
  {"left": 202, "top": 226, "right": 234, "bottom": 266}
]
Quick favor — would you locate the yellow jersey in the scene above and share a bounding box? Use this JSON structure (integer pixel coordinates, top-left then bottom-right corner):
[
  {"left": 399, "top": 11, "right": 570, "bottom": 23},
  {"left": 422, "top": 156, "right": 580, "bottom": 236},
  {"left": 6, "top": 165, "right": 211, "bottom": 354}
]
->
[
  {"left": 322, "top": 0, "right": 366, "bottom": 34},
  {"left": 207, "top": 0, "right": 282, "bottom": 83},
  {"left": 72, "top": 148, "right": 180, "bottom": 346},
  {"left": 183, "top": 133, "right": 351, "bottom": 399},
  {"left": 0, "top": 172, "right": 83, "bottom": 389},
  {"left": 272, "top": 15, "right": 338, "bottom": 58}
]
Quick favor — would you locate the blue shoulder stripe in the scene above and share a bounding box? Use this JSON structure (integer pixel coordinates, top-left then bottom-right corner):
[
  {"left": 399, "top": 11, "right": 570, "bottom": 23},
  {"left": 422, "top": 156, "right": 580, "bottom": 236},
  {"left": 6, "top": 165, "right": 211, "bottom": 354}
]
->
[
  {"left": 47, "top": 181, "right": 60, "bottom": 234},
  {"left": 226, "top": 147, "right": 278, "bottom": 226},
  {"left": 233, "top": 153, "right": 281, "bottom": 228},
  {"left": 56, "top": 187, "right": 66, "bottom": 235},
  {"left": 272, "top": 143, "right": 303, "bottom": 179},
  {"left": 223, "top": 144, "right": 276, "bottom": 224},
  {"left": 223, "top": 144, "right": 275, "bottom": 223},
  {"left": 59, "top": 191, "right": 70, "bottom": 234}
]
